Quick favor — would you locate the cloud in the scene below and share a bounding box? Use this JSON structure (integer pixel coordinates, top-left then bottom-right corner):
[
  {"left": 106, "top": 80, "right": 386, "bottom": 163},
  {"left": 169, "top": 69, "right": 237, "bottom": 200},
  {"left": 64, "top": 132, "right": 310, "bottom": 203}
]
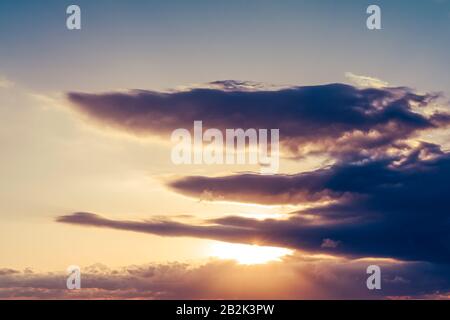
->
[
  {"left": 178, "top": 80, "right": 288, "bottom": 92},
  {"left": 1, "top": 257, "right": 449, "bottom": 299},
  {"left": 58, "top": 143, "right": 450, "bottom": 265},
  {"left": 345, "top": 72, "right": 389, "bottom": 88},
  {"left": 60, "top": 79, "right": 450, "bottom": 297},
  {"left": 67, "top": 81, "right": 449, "bottom": 158},
  {"left": 321, "top": 239, "right": 340, "bottom": 248},
  {"left": 56, "top": 212, "right": 259, "bottom": 245},
  {"left": 0, "top": 269, "right": 19, "bottom": 276},
  {"left": 169, "top": 142, "right": 445, "bottom": 205}
]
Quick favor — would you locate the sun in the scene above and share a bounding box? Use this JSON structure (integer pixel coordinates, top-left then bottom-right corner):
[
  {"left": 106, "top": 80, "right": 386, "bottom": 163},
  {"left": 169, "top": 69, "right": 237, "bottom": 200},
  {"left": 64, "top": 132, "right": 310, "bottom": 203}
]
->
[{"left": 209, "top": 242, "right": 293, "bottom": 265}]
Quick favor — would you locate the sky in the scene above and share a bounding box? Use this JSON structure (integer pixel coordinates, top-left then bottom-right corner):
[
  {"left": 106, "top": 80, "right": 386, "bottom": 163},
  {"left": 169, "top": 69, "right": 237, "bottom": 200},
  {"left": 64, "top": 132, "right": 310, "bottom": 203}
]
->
[{"left": 1, "top": 0, "right": 450, "bottom": 299}]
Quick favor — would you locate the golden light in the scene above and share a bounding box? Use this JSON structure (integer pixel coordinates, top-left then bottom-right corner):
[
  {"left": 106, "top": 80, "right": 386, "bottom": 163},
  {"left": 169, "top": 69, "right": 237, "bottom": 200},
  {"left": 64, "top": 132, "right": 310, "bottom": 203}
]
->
[{"left": 209, "top": 242, "right": 293, "bottom": 265}]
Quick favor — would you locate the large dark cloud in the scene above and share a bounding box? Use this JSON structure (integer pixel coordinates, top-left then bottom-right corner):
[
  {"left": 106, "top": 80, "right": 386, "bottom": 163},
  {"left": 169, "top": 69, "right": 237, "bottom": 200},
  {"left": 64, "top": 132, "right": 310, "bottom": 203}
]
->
[
  {"left": 58, "top": 143, "right": 450, "bottom": 264},
  {"left": 173, "top": 143, "right": 450, "bottom": 264},
  {"left": 169, "top": 142, "right": 446, "bottom": 205},
  {"left": 67, "top": 81, "right": 449, "bottom": 157},
  {"left": 62, "top": 80, "right": 450, "bottom": 298}
]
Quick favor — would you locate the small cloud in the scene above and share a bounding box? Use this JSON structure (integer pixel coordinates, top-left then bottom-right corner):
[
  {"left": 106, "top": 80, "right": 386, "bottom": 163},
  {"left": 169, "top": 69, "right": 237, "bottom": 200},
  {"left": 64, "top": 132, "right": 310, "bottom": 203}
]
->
[
  {"left": 0, "top": 268, "right": 19, "bottom": 276},
  {"left": 321, "top": 238, "right": 340, "bottom": 248},
  {"left": 177, "top": 80, "right": 287, "bottom": 92},
  {"left": 0, "top": 76, "right": 14, "bottom": 89},
  {"left": 345, "top": 72, "right": 389, "bottom": 88},
  {"left": 385, "top": 275, "right": 411, "bottom": 284}
]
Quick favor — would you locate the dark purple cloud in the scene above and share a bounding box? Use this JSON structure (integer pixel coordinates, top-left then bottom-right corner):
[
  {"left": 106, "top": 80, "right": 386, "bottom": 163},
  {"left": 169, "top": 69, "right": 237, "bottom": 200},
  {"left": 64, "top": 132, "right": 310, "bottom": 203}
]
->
[
  {"left": 61, "top": 80, "right": 450, "bottom": 297},
  {"left": 173, "top": 143, "right": 450, "bottom": 264},
  {"left": 67, "top": 81, "right": 449, "bottom": 157},
  {"left": 56, "top": 212, "right": 259, "bottom": 244},
  {"left": 169, "top": 142, "right": 445, "bottom": 205},
  {"left": 58, "top": 143, "right": 450, "bottom": 265}
]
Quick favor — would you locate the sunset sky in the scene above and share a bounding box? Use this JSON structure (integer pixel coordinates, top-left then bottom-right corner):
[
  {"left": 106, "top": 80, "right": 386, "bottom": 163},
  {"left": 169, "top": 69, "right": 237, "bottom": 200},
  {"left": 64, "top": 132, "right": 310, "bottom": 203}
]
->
[{"left": 1, "top": 0, "right": 450, "bottom": 299}]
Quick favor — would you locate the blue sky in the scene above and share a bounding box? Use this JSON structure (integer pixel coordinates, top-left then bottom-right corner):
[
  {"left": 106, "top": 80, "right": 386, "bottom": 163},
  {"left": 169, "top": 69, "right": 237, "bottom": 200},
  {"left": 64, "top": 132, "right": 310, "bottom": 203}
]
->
[{"left": 1, "top": 0, "right": 449, "bottom": 93}]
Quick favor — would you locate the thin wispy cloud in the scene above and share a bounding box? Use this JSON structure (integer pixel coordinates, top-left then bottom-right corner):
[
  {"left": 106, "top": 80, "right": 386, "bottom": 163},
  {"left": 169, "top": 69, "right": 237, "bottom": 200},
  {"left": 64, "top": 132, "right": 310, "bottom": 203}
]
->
[{"left": 345, "top": 72, "right": 389, "bottom": 88}]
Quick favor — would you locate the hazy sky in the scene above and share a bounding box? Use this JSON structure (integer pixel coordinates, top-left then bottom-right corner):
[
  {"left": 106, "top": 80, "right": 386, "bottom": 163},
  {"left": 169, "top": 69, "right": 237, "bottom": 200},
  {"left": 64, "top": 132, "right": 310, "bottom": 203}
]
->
[
  {"left": 1, "top": 0, "right": 450, "bottom": 299},
  {"left": 1, "top": 0, "right": 449, "bottom": 93}
]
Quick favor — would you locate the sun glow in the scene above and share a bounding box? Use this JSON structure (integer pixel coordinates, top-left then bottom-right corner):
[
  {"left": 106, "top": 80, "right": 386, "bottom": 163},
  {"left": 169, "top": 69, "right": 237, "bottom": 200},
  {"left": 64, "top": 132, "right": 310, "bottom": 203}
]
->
[{"left": 209, "top": 242, "right": 293, "bottom": 264}]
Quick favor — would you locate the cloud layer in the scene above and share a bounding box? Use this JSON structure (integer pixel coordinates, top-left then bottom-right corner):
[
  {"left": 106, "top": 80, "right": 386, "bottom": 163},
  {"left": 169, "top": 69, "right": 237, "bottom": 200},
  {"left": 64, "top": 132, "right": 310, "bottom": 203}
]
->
[
  {"left": 2, "top": 257, "right": 449, "bottom": 299},
  {"left": 58, "top": 143, "right": 450, "bottom": 265},
  {"left": 58, "top": 80, "right": 450, "bottom": 299},
  {"left": 168, "top": 144, "right": 448, "bottom": 263}
]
